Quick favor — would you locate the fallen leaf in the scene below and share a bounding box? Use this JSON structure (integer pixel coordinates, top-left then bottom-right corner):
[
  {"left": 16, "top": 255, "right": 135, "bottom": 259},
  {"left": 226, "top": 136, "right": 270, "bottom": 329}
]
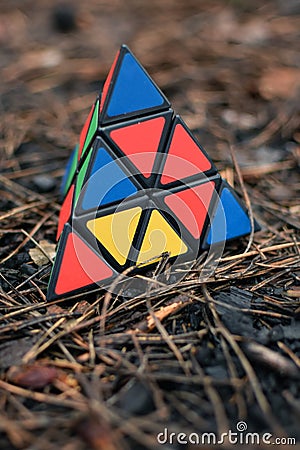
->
[
  {"left": 258, "top": 67, "right": 300, "bottom": 99},
  {"left": 233, "top": 18, "right": 270, "bottom": 45},
  {"left": 29, "top": 240, "right": 56, "bottom": 266},
  {"left": 7, "top": 364, "right": 59, "bottom": 389},
  {"left": 134, "top": 296, "right": 191, "bottom": 332},
  {"left": 243, "top": 341, "right": 300, "bottom": 379},
  {"left": 47, "top": 304, "right": 68, "bottom": 315},
  {"left": 285, "top": 288, "right": 300, "bottom": 298},
  {"left": 77, "top": 416, "right": 120, "bottom": 450},
  {"left": 0, "top": 336, "right": 39, "bottom": 370},
  {"left": 74, "top": 300, "right": 91, "bottom": 314}
]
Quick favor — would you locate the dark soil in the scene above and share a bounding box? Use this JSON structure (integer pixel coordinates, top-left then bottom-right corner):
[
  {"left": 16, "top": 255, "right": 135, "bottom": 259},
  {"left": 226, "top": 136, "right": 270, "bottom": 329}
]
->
[{"left": 0, "top": 1, "right": 299, "bottom": 449}]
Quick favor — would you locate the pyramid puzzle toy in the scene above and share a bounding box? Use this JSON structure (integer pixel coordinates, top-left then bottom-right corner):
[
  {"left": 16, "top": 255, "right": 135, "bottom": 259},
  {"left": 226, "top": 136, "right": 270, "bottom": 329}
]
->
[{"left": 47, "top": 45, "right": 259, "bottom": 301}]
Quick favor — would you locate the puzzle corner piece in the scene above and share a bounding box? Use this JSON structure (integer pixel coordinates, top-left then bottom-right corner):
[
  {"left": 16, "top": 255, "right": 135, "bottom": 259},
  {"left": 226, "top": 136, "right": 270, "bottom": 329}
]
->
[
  {"left": 47, "top": 224, "right": 116, "bottom": 301},
  {"left": 99, "top": 45, "right": 171, "bottom": 125},
  {"left": 203, "top": 180, "right": 260, "bottom": 247}
]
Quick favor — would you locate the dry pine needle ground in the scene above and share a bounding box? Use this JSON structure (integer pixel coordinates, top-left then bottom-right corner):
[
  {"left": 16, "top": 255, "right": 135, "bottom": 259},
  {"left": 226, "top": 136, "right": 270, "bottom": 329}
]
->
[{"left": 0, "top": 1, "right": 299, "bottom": 449}]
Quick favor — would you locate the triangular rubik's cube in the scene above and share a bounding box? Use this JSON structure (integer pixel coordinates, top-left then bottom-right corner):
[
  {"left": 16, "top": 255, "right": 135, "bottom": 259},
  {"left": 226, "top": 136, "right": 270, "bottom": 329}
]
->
[{"left": 47, "top": 45, "right": 259, "bottom": 301}]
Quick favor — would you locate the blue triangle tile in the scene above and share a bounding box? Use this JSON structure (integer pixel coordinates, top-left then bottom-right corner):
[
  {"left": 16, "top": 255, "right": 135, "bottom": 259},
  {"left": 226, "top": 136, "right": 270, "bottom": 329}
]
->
[
  {"left": 104, "top": 48, "right": 169, "bottom": 122},
  {"left": 206, "top": 186, "right": 252, "bottom": 245},
  {"left": 79, "top": 146, "right": 138, "bottom": 211}
]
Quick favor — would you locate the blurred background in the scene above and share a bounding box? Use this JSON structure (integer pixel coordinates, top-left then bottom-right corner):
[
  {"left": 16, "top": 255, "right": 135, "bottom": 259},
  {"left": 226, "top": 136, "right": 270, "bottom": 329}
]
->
[{"left": 0, "top": 0, "right": 299, "bottom": 206}]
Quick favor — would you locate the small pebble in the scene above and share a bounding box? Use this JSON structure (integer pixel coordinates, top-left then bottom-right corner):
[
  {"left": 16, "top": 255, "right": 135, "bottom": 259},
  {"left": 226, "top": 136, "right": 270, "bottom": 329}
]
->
[
  {"left": 268, "top": 325, "right": 284, "bottom": 342},
  {"left": 118, "top": 380, "right": 155, "bottom": 415},
  {"left": 52, "top": 4, "right": 77, "bottom": 33},
  {"left": 277, "top": 0, "right": 300, "bottom": 15},
  {"left": 33, "top": 175, "right": 56, "bottom": 193},
  {"left": 21, "top": 263, "right": 36, "bottom": 276}
]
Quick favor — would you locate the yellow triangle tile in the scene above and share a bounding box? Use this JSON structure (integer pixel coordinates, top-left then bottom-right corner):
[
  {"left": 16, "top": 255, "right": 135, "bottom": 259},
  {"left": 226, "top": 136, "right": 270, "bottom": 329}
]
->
[
  {"left": 137, "top": 210, "right": 188, "bottom": 266},
  {"left": 87, "top": 207, "right": 142, "bottom": 265}
]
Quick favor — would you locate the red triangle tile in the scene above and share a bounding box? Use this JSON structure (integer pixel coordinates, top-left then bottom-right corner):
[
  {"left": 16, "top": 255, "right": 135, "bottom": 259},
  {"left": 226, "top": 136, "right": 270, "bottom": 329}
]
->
[
  {"left": 164, "top": 182, "right": 215, "bottom": 239},
  {"left": 100, "top": 50, "right": 120, "bottom": 112},
  {"left": 56, "top": 184, "right": 74, "bottom": 241},
  {"left": 109, "top": 116, "right": 166, "bottom": 178},
  {"left": 161, "top": 121, "right": 212, "bottom": 185},
  {"left": 54, "top": 231, "right": 114, "bottom": 296}
]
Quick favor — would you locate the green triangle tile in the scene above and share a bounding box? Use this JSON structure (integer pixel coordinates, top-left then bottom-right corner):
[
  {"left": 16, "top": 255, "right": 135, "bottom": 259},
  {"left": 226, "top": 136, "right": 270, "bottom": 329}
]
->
[
  {"left": 81, "top": 99, "right": 99, "bottom": 159},
  {"left": 75, "top": 151, "right": 93, "bottom": 203},
  {"left": 64, "top": 145, "right": 79, "bottom": 196}
]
